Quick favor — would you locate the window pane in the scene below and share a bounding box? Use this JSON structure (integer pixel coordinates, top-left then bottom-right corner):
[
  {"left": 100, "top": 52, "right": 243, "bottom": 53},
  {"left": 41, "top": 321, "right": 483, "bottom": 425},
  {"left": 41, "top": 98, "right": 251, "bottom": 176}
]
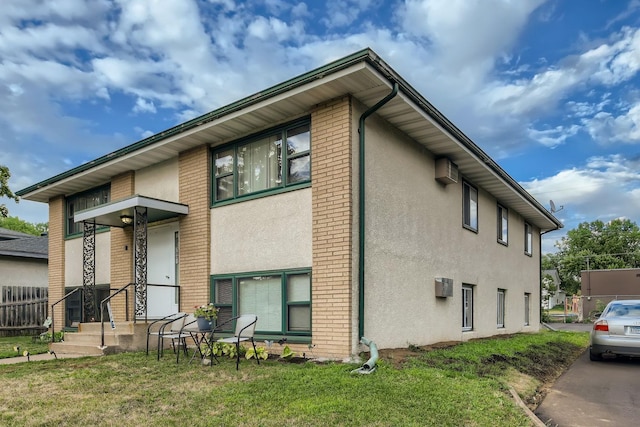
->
[
  {"left": 288, "top": 154, "right": 310, "bottom": 184},
  {"left": 216, "top": 175, "right": 234, "bottom": 201},
  {"left": 288, "top": 305, "right": 311, "bottom": 331},
  {"left": 463, "top": 183, "right": 478, "bottom": 230},
  {"left": 215, "top": 279, "right": 233, "bottom": 304},
  {"left": 216, "top": 307, "right": 233, "bottom": 330},
  {"left": 497, "top": 290, "right": 505, "bottom": 328},
  {"left": 469, "top": 188, "right": 478, "bottom": 229},
  {"left": 287, "top": 125, "right": 310, "bottom": 154},
  {"left": 287, "top": 273, "right": 310, "bottom": 302},
  {"left": 238, "top": 135, "right": 282, "bottom": 195},
  {"left": 215, "top": 149, "right": 234, "bottom": 175},
  {"left": 525, "top": 223, "right": 532, "bottom": 254},
  {"left": 462, "top": 286, "right": 473, "bottom": 330},
  {"left": 239, "top": 275, "right": 282, "bottom": 331}
]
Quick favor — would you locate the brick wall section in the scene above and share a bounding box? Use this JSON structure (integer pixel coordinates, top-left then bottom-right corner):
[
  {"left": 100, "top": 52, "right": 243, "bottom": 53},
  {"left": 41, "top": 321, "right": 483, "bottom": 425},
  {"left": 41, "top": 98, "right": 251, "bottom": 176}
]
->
[
  {"left": 48, "top": 196, "right": 65, "bottom": 333},
  {"left": 311, "top": 96, "right": 353, "bottom": 358},
  {"left": 110, "top": 171, "right": 134, "bottom": 319},
  {"left": 178, "top": 145, "right": 211, "bottom": 312}
]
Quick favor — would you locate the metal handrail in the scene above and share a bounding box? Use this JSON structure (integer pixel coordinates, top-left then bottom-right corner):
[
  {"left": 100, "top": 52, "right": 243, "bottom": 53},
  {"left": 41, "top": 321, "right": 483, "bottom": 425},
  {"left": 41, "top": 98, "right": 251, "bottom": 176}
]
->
[
  {"left": 50, "top": 288, "right": 83, "bottom": 343},
  {"left": 100, "top": 283, "right": 133, "bottom": 348},
  {"left": 99, "top": 282, "right": 181, "bottom": 348}
]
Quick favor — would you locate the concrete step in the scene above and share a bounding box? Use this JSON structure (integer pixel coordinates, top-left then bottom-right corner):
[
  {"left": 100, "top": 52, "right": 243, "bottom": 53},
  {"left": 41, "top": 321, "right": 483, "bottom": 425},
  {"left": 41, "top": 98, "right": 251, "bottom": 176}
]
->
[
  {"left": 78, "top": 321, "right": 136, "bottom": 334},
  {"left": 62, "top": 331, "right": 125, "bottom": 346},
  {"left": 50, "top": 341, "right": 110, "bottom": 356},
  {"left": 51, "top": 321, "right": 166, "bottom": 356}
]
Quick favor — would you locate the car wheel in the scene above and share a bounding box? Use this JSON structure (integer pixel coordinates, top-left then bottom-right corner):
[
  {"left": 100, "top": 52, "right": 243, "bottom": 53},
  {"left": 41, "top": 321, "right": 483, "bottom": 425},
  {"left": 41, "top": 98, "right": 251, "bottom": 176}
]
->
[{"left": 589, "top": 349, "right": 602, "bottom": 361}]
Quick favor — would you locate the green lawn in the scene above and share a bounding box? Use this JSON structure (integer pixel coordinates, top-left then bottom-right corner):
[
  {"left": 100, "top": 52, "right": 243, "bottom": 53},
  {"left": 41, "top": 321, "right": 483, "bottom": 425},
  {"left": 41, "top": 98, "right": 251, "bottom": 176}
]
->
[
  {"left": 0, "top": 330, "right": 588, "bottom": 426},
  {"left": 0, "top": 335, "right": 50, "bottom": 359}
]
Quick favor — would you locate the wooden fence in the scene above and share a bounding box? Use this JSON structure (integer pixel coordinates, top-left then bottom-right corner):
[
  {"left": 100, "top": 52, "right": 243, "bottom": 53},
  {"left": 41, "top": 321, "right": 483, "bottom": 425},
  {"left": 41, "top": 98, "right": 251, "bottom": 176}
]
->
[{"left": 0, "top": 286, "right": 49, "bottom": 337}]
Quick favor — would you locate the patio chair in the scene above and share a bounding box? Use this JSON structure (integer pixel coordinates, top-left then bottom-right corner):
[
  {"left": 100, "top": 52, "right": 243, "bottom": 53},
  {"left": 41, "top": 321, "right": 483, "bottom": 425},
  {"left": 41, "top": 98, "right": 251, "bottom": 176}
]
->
[
  {"left": 216, "top": 314, "right": 259, "bottom": 370},
  {"left": 145, "top": 312, "right": 189, "bottom": 360}
]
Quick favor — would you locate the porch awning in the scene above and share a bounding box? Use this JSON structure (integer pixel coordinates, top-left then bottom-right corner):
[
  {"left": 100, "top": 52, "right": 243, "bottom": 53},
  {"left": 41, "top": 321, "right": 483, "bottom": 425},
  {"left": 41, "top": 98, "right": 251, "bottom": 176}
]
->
[{"left": 74, "top": 194, "right": 189, "bottom": 228}]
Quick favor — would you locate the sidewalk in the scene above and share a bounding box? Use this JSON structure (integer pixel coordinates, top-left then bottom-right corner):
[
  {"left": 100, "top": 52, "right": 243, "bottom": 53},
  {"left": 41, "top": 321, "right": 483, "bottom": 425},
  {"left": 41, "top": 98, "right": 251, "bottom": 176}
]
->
[
  {"left": 542, "top": 321, "right": 593, "bottom": 332},
  {"left": 0, "top": 352, "right": 96, "bottom": 365}
]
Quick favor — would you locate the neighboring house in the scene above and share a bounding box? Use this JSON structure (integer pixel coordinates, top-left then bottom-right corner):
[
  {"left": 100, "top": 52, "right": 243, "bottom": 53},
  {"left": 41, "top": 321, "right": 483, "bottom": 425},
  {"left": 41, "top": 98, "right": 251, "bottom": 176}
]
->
[
  {"left": 0, "top": 227, "right": 49, "bottom": 333},
  {"left": 581, "top": 268, "right": 640, "bottom": 317},
  {"left": 541, "top": 269, "right": 566, "bottom": 309},
  {"left": 16, "top": 49, "right": 562, "bottom": 358}
]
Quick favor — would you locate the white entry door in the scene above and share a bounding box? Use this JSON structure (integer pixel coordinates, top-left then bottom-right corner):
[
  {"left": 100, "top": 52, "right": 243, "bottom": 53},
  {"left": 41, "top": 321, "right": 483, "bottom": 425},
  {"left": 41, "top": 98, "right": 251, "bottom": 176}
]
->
[{"left": 144, "top": 222, "right": 179, "bottom": 319}]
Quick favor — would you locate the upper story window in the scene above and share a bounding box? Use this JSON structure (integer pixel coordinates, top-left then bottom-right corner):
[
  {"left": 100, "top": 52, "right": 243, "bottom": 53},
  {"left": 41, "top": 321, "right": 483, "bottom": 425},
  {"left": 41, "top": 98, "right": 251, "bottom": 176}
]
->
[
  {"left": 66, "top": 184, "right": 111, "bottom": 236},
  {"left": 497, "top": 204, "right": 508, "bottom": 245},
  {"left": 213, "top": 119, "right": 311, "bottom": 204},
  {"left": 524, "top": 222, "right": 533, "bottom": 256},
  {"left": 462, "top": 181, "right": 478, "bottom": 232}
]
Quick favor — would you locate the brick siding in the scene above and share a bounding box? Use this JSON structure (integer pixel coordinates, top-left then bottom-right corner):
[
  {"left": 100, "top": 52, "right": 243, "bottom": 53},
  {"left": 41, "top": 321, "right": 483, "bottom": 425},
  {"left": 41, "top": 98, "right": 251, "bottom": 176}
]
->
[
  {"left": 178, "top": 145, "right": 211, "bottom": 312},
  {"left": 48, "top": 196, "right": 65, "bottom": 333},
  {"left": 109, "top": 171, "right": 134, "bottom": 319},
  {"left": 310, "top": 96, "right": 354, "bottom": 358}
]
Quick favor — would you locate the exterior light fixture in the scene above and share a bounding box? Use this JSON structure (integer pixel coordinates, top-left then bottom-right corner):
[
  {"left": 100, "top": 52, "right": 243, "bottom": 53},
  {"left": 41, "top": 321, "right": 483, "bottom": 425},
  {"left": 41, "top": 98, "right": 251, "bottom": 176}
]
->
[{"left": 120, "top": 215, "right": 134, "bottom": 225}]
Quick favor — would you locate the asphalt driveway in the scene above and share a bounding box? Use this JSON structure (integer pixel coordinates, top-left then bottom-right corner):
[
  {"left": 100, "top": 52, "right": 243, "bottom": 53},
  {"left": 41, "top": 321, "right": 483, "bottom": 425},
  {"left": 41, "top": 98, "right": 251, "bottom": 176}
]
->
[{"left": 536, "top": 322, "right": 640, "bottom": 426}]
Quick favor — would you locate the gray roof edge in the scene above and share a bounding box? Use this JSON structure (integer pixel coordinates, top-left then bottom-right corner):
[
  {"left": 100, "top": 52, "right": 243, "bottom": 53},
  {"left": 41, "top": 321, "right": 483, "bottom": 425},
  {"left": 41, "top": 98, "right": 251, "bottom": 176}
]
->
[{"left": 0, "top": 250, "right": 48, "bottom": 260}]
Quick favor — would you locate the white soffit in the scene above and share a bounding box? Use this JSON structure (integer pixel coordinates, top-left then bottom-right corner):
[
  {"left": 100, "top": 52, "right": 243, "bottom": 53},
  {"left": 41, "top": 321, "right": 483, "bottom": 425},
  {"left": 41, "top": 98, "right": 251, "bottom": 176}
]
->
[{"left": 74, "top": 195, "right": 188, "bottom": 228}]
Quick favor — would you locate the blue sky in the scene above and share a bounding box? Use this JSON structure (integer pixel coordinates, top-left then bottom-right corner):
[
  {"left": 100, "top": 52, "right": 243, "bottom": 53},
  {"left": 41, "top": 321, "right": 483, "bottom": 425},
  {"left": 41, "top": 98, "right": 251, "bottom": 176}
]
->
[{"left": 1, "top": 0, "right": 640, "bottom": 253}]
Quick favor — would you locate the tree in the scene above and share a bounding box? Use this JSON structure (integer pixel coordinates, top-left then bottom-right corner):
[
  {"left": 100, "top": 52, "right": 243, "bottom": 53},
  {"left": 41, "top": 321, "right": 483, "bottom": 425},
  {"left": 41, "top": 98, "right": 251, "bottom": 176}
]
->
[
  {"left": 550, "top": 219, "right": 640, "bottom": 294},
  {"left": 1, "top": 165, "right": 19, "bottom": 217},
  {"left": 0, "top": 216, "right": 48, "bottom": 236}
]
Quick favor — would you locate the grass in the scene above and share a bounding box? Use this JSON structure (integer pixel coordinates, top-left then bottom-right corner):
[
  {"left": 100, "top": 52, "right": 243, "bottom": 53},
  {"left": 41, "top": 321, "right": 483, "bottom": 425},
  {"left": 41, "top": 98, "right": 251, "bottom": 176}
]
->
[
  {"left": 0, "top": 335, "right": 50, "bottom": 359},
  {"left": 0, "top": 330, "right": 589, "bottom": 426}
]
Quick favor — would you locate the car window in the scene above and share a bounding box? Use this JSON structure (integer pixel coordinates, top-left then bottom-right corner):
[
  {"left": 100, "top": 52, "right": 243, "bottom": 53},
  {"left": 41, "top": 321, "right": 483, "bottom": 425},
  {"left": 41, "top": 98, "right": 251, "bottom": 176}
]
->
[{"left": 605, "top": 303, "right": 640, "bottom": 317}]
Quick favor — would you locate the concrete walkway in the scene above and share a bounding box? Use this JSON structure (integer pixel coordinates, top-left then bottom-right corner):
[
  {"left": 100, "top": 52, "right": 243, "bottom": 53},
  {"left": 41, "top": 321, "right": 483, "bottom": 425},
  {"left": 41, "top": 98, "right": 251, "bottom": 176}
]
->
[{"left": 0, "top": 352, "right": 96, "bottom": 365}]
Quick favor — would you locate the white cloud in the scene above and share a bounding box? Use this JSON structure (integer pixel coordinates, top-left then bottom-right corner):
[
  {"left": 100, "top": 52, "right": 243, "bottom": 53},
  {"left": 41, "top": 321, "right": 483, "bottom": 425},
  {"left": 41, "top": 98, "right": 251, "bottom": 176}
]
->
[
  {"left": 527, "top": 125, "right": 580, "bottom": 148},
  {"left": 523, "top": 154, "right": 640, "bottom": 231},
  {"left": 583, "top": 103, "right": 640, "bottom": 144},
  {"left": 133, "top": 98, "right": 157, "bottom": 114}
]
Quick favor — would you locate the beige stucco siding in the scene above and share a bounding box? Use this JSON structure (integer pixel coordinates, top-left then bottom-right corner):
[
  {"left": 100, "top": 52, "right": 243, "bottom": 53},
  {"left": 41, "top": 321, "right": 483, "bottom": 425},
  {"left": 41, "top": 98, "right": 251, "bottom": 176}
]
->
[
  {"left": 0, "top": 258, "right": 47, "bottom": 287},
  {"left": 135, "top": 157, "right": 179, "bottom": 202},
  {"left": 211, "top": 188, "right": 312, "bottom": 274},
  {"left": 64, "top": 232, "right": 111, "bottom": 286},
  {"left": 361, "top": 110, "right": 540, "bottom": 350}
]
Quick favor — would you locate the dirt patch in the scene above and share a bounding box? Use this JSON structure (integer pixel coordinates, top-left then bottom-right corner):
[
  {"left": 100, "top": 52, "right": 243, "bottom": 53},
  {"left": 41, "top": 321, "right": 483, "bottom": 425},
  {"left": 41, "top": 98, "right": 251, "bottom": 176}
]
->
[
  {"left": 376, "top": 339, "right": 585, "bottom": 411},
  {"left": 377, "top": 341, "right": 460, "bottom": 369}
]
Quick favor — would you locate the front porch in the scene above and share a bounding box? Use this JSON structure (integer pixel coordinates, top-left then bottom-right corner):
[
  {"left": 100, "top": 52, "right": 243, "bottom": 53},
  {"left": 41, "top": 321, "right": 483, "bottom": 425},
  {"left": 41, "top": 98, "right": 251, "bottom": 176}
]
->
[{"left": 50, "top": 321, "right": 153, "bottom": 356}]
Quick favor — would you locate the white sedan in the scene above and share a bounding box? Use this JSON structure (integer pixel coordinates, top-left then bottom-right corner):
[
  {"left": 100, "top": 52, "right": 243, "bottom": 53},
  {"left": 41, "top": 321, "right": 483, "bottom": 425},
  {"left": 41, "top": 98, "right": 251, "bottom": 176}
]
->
[{"left": 590, "top": 299, "right": 640, "bottom": 361}]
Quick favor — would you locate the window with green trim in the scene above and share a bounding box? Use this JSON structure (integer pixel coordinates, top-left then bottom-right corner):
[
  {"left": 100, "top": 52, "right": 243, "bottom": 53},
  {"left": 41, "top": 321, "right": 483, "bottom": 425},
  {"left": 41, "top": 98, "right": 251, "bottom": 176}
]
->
[
  {"left": 212, "top": 269, "right": 311, "bottom": 336},
  {"left": 66, "top": 185, "right": 111, "bottom": 236},
  {"left": 213, "top": 120, "right": 310, "bottom": 203}
]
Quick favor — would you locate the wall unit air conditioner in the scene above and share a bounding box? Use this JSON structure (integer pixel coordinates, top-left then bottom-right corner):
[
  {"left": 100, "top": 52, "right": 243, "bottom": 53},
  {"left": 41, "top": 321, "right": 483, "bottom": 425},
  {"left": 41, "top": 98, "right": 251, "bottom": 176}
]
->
[
  {"left": 435, "top": 158, "right": 458, "bottom": 185},
  {"left": 435, "top": 277, "right": 453, "bottom": 298}
]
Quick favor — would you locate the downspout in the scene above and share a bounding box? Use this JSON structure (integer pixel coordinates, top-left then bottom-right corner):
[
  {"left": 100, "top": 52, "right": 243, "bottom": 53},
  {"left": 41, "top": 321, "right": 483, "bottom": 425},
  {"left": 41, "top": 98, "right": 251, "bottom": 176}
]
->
[{"left": 358, "top": 82, "right": 399, "bottom": 339}]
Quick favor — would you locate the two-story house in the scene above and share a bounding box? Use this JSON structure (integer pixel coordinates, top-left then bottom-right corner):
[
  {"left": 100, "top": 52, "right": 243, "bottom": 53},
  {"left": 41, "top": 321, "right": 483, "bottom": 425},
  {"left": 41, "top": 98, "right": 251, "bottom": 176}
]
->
[{"left": 16, "top": 49, "right": 562, "bottom": 359}]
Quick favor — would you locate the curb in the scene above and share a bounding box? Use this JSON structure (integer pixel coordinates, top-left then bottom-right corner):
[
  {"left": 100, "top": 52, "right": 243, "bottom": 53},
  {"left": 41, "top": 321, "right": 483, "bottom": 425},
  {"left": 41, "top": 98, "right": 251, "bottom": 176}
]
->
[{"left": 509, "top": 387, "right": 546, "bottom": 427}]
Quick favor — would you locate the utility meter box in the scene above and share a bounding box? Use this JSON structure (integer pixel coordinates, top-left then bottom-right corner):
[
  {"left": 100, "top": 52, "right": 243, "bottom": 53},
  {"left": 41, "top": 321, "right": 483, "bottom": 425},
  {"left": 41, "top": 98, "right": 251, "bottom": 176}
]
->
[{"left": 435, "top": 277, "right": 453, "bottom": 298}]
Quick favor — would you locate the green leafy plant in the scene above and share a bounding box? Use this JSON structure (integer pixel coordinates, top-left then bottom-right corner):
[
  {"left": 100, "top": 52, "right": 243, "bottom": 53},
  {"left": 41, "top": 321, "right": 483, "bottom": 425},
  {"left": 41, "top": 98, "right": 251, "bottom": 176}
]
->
[
  {"left": 212, "top": 342, "right": 247, "bottom": 359},
  {"left": 193, "top": 303, "right": 218, "bottom": 320},
  {"left": 245, "top": 346, "right": 269, "bottom": 360},
  {"left": 280, "top": 345, "right": 295, "bottom": 360}
]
